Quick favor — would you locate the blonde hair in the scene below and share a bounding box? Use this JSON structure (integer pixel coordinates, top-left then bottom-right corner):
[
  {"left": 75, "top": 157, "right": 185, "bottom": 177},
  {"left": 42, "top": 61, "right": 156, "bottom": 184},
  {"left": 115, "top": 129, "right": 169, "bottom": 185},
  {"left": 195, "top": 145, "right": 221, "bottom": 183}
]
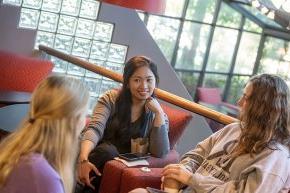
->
[{"left": 0, "top": 75, "right": 89, "bottom": 193}]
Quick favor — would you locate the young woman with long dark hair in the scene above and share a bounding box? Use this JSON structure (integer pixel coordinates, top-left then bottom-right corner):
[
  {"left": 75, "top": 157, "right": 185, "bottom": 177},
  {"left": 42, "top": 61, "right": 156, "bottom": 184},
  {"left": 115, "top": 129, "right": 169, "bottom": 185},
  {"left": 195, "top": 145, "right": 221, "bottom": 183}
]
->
[{"left": 76, "top": 56, "right": 170, "bottom": 192}]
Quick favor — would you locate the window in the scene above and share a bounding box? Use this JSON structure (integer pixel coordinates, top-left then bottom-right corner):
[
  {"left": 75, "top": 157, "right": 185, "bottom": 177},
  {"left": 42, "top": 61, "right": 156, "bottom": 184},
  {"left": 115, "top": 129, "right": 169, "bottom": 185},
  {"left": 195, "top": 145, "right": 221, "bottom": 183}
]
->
[
  {"left": 206, "top": 27, "right": 238, "bottom": 73},
  {"left": 175, "top": 22, "right": 211, "bottom": 71},
  {"left": 216, "top": 2, "right": 242, "bottom": 28},
  {"left": 243, "top": 19, "right": 262, "bottom": 33},
  {"left": 176, "top": 70, "right": 199, "bottom": 99},
  {"left": 141, "top": 0, "right": 289, "bottom": 106},
  {"left": 185, "top": 0, "right": 217, "bottom": 23},
  {"left": 3, "top": 0, "right": 128, "bottom": 113},
  {"left": 147, "top": 15, "right": 180, "bottom": 62},
  {"left": 4, "top": 0, "right": 289, "bottom": 109},
  {"left": 259, "top": 37, "right": 290, "bottom": 81},
  {"left": 227, "top": 75, "right": 249, "bottom": 104},
  {"left": 234, "top": 32, "right": 261, "bottom": 74},
  {"left": 163, "top": 0, "right": 186, "bottom": 17},
  {"left": 203, "top": 73, "right": 227, "bottom": 92}
]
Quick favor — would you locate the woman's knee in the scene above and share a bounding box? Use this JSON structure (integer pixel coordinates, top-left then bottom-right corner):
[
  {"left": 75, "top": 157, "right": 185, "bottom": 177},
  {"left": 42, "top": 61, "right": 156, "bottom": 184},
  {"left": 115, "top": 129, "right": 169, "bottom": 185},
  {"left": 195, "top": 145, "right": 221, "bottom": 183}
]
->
[
  {"left": 98, "top": 143, "right": 119, "bottom": 157},
  {"left": 88, "top": 143, "right": 119, "bottom": 166}
]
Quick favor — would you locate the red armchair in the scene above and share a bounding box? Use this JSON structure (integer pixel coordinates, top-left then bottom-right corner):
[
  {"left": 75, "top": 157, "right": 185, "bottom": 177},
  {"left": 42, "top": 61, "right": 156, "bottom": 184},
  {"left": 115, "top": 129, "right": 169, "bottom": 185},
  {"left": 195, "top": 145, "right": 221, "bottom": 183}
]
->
[
  {"left": 196, "top": 87, "right": 239, "bottom": 132},
  {"left": 0, "top": 50, "right": 53, "bottom": 93},
  {"left": 99, "top": 103, "right": 192, "bottom": 193},
  {"left": 196, "top": 87, "right": 239, "bottom": 111},
  {"left": 0, "top": 50, "right": 53, "bottom": 138}
]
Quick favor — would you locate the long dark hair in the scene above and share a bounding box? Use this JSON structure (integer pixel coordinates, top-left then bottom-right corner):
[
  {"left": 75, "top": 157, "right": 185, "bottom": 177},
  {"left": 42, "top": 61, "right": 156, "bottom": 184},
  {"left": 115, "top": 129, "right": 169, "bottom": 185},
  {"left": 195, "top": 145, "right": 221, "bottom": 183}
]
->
[
  {"left": 234, "top": 74, "right": 290, "bottom": 156},
  {"left": 107, "top": 56, "right": 159, "bottom": 138}
]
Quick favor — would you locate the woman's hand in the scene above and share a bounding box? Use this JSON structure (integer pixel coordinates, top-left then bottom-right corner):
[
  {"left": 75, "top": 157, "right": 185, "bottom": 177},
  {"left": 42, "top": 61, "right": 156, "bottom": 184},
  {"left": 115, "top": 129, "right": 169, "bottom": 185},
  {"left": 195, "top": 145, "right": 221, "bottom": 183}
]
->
[
  {"left": 161, "top": 176, "right": 182, "bottom": 191},
  {"left": 162, "top": 164, "right": 192, "bottom": 186},
  {"left": 145, "top": 97, "right": 163, "bottom": 114},
  {"left": 145, "top": 97, "right": 166, "bottom": 127},
  {"left": 77, "top": 160, "right": 101, "bottom": 190}
]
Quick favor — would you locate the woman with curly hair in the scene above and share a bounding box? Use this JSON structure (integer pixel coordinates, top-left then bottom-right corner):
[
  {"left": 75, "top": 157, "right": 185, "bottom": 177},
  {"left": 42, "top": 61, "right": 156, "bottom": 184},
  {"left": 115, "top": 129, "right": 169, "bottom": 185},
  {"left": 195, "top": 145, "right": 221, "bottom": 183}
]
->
[{"left": 132, "top": 74, "right": 290, "bottom": 193}]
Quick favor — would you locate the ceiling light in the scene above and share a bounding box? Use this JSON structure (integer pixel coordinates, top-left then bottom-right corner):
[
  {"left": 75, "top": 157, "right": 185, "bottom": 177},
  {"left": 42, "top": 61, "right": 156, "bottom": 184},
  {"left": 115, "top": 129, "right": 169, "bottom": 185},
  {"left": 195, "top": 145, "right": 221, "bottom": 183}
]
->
[
  {"left": 261, "top": 6, "right": 269, "bottom": 13},
  {"left": 267, "top": 10, "right": 275, "bottom": 19},
  {"left": 251, "top": 0, "right": 261, "bottom": 8}
]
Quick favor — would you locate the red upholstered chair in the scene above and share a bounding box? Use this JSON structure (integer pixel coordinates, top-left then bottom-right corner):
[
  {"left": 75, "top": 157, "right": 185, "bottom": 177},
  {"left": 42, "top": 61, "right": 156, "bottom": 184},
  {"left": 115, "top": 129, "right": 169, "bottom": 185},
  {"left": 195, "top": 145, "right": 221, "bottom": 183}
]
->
[
  {"left": 120, "top": 168, "right": 163, "bottom": 193},
  {"left": 196, "top": 87, "right": 238, "bottom": 132},
  {"left": 0, "top": 50, "right": 53, "bottom": 139},
  {"left": 197, "top": 87, "right": 221, "bottom": 105},
  {"left": 196, "top": 87, "right": 239, "bottom": 111},
  {"left": 0, "top": 50, "right": 53, "bottom": 93},
  {"left": 98, "top": 103, "right": 192, "bottom": 193}
]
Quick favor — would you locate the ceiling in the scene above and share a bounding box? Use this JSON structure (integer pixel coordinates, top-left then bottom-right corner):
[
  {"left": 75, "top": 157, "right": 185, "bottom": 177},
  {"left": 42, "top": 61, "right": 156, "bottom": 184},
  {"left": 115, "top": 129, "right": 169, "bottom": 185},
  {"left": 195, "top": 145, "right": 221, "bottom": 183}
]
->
[{"left": 228, "top": 0, "right": 290, "bottom": 39}]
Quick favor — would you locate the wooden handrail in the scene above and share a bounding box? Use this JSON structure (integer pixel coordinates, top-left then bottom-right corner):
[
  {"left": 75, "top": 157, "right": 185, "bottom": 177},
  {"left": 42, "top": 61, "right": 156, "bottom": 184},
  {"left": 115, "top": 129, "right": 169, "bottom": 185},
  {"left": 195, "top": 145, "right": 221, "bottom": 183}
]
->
[{"left": 39, "top": 45, "right": 239, "bottom": 125}]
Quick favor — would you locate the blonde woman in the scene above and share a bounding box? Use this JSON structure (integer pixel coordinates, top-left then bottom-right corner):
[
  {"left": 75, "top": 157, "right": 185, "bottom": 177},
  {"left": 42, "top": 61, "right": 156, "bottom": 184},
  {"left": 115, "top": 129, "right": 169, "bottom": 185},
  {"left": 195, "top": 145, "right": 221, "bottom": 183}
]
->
[{"left": 0, "top": 76, "right": 89, "bottom": 193}]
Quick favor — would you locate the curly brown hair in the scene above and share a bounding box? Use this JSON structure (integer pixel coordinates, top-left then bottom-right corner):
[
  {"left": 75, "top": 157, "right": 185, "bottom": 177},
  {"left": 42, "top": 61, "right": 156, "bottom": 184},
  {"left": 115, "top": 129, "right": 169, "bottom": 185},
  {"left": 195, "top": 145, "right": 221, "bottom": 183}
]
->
[{"left": 234, "top": 74, "right": 290, "bottom": 156}]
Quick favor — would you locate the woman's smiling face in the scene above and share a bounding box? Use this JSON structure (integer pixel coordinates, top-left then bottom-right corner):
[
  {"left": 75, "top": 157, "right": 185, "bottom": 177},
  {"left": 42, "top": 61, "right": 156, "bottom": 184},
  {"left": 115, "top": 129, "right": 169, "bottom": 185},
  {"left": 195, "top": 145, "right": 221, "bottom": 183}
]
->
[{"left": 128, "top": 65, "right": 156, "bottom": 102}]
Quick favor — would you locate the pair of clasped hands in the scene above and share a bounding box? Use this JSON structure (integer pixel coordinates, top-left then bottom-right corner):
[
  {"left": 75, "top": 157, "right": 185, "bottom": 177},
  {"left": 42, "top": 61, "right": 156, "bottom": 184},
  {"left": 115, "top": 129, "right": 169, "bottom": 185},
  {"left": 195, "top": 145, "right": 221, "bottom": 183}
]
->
[{"left": 161, "top": 164, "right": 192, "bottom": 193}]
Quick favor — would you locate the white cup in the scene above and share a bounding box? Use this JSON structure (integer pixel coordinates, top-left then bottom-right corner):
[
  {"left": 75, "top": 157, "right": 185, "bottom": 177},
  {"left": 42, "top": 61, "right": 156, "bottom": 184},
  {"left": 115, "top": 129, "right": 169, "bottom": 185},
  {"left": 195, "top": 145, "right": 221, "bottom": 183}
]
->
[
  {"left": 131, "top": 138, "right": 149, "bottom": 154},
  {"left": 163, "top": 178, "right": 180, "bottom": 193}
]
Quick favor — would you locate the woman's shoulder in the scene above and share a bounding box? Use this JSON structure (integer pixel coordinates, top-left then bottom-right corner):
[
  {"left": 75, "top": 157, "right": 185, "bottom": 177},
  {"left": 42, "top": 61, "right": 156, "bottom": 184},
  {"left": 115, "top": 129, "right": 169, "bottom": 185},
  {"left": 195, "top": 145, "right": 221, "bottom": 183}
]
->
[
  {"left": 99, "top": 89, "right": 120, "bottom": 103},
  {"left": 222, "top": 122, "right": 240, "bottom": 131},
  {"left": 266, "top": 143, "right": 290, "bottom": 160},
  {"left": 16, "top": 153, "right": 61, "bottom": 183},
  {"left": 251, "top": 144, "right": 290, "bottom": 181},
  {"left": 25, "top": 153, "right": 60, "bottom": 178},
  {"left": 105, "top": 88, "right": 120, "bottom": 96},
  {"left": 247, "top": 143, "right": 290, "bottom": 173},
  {"left": 212, "top": 122, "right": 241, "bottom": 140},
  {"left": 2, "top": 153, "right": 63, "bottom": 193}
]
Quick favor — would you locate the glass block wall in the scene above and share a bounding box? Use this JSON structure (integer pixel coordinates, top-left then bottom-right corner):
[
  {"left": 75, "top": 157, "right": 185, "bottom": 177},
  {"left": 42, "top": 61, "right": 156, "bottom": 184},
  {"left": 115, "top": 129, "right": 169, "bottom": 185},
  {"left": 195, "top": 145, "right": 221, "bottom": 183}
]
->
[{"left": 2, "top": 0, "right": 128, "bottom": 113}]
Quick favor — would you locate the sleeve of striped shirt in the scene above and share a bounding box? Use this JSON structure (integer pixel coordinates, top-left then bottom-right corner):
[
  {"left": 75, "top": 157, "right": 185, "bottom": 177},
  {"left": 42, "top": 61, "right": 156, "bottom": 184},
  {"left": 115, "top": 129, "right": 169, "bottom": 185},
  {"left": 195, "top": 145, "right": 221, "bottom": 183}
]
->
[{"left": 81, "top": 89, "right": 118, "bottom": 146}]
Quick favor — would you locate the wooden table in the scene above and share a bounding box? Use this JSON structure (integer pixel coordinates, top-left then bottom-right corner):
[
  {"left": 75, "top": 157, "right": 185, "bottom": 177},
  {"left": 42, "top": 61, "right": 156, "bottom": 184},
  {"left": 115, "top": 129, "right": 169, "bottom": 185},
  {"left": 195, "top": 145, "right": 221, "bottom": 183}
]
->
[{"left": 0, "top": 90, "right": 31, "bottom": 105}]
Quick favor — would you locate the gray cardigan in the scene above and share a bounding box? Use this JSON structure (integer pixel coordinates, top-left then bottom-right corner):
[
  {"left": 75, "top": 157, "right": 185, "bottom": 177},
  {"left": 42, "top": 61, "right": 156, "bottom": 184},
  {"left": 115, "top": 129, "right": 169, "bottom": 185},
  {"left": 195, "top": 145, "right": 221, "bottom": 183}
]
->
[{"left": 82, "top": 89, "right": 170, "bottom": 157}]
